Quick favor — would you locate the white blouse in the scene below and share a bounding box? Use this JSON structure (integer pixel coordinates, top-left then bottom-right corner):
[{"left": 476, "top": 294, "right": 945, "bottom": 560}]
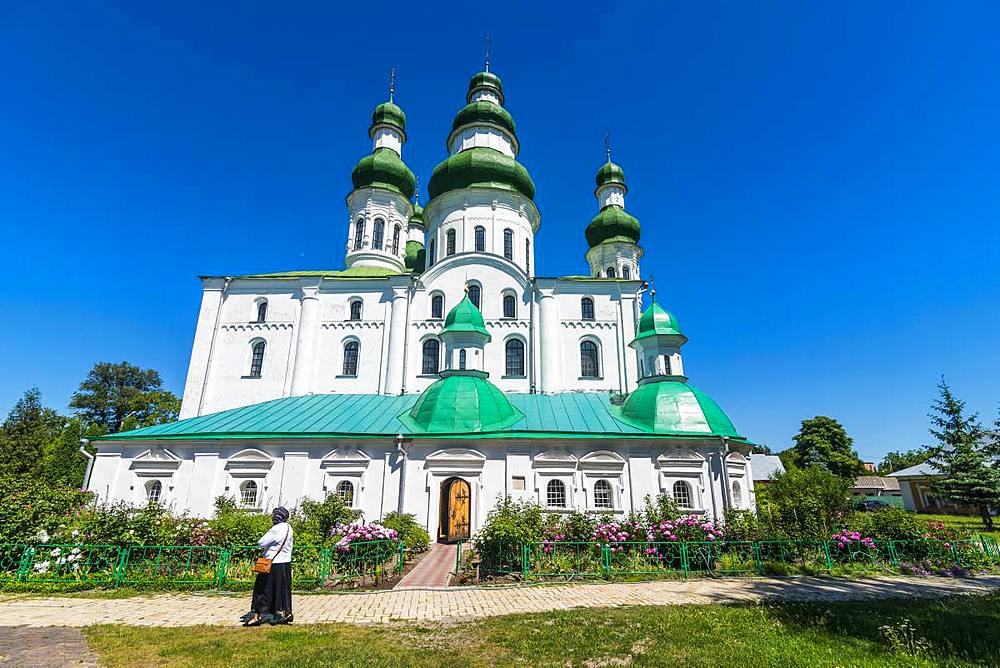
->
[{"left": 258, "top": 522, "right": 293, "bottom": 564}]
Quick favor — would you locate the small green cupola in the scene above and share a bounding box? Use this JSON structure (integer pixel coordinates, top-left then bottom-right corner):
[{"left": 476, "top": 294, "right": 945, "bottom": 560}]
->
[
  {"left": 350, "top": 72, "right": 416, "bottom": 199},
  {"left": 629, "top": 292, "right": 687, "bottom": 380},
  {"left": 438, "top": 293, "right": 491, "bottom": 375},
  {"left": 585, "top": 138, "right": 643, "bottom": 279}
]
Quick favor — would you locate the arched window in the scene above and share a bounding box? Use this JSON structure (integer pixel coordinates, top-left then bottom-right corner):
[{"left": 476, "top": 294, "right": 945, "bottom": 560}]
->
[
  {"left": 622, "top": 266, "right": 631, "bottom": 279},
  {"left": 468, "top": 284, "right": 481, "bottom": 309},
  {"left": 581, "top": 297, "right": 595, "bottom": 321},
  {"left": 342, "top": 341, "right": 359, "bottom": 376},
  {"left": 372, "top": 218, "right": 385, "bottom": 250},
  {"left": 354, "top": 219, "right": 365, "bottom": 250},
  {"left": 606, "top": 266, "right": 616, "bottom": 278},
  {"left": 525, "top": 239, "right": 530, "bottom": 271},
  {"left": 593, "top": 479, "right": 613, "bottom": 509},
  {"left": 503, "top": 228, "right": 513, "bottom": 260},
  {"left": 459, "top": 349, "right": 467, "bottom": 370},
  {"left": 502, "top": 294, "right": 516, "bottom": 319},
  {"left": 249, "top": 340, "right": 265, "bottom": 378},
  {"left": 663, "top": 355, "right": 672, "bottom": 376},
  {"left": 446, "top": 229, "right": 456, "bottom": 256},
  {"left": 428, "top": 239, "right": 436, "bottom": 265},
  {"left": 731, "top": 481, "right": 742, "bottom": 507},
  {"left": 672, "top": 481, "right": 693, "bottom": 509},
  {"left": 546, "top": 479, "right": 567, "bottom": 508},
  {"left": 391, "top": 224, "right": 401, "bottom": 255},
  {"left": 336, "top": 480, "right": 355, "bottom": 506},
  {"left": 349, "top": 300, "right": 362, "bottom": 321},
  {"left": 505, "top": 338, "right": 525, "bottom": 377},
  {"left": 421, "top": 339, "right": 440, "bottom": 374},
  {"left": 474, "top": 226, "right": 486, "bottom": 252},
  {"left": 145, "top": 480, "right": 162, "bottom": 503},
  {"left": 431, "top": 295, "right": 444, "bottom": 319},
  {"left": 255, "top": 301, "right": 268, "bottom": 323},
  {"left": 580, "top": 340, "right": 600, "bottom": 378},
  {"left": 240, "top": 480, "right": 258, "bottom": 508}
]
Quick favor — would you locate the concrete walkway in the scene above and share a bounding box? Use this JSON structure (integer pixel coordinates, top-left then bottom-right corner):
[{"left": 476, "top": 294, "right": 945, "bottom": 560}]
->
[
  {"left": 394, "top": 542, "right": 457, "bottom": 589},
  {"left": 0, "top": 575, "right": 997, "bottom": 627}
]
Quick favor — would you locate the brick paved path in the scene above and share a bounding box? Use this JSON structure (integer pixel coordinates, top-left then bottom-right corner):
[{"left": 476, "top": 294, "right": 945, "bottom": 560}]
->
[
  {"left": 395, "top": 542, "right": 456, "bottom": 588},
  {"left": 0, "top": 575, "right": 997, "bottom": 628},
  {"left": 0, "top": 626, "right": 99, "bottom": 667}
]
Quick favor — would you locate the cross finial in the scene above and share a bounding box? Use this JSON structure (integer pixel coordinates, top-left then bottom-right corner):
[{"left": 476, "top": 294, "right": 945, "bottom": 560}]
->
[
  {"left": 414, "top": 176, "right": 420, "bottom": 205},
  {"left": 648, "top": 275, "right": 656, "bottom": 302},
  {"left": 389, "top": 67, "right": 396, "bottom": 101},
  {"left": 605, "top": 132, "right": 612, "bottom": 163},
  {"left": 484, "top": 35, "right": 491, "bottom": 72}
]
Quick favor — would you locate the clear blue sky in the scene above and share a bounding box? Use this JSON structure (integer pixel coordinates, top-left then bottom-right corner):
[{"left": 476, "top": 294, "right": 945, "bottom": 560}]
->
[{"left": 3, "top": 2, "right": 998, "bottom": 462}]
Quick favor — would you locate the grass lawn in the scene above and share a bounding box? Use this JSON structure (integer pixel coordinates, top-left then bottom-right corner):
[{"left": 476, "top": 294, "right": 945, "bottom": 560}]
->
[
  {"left": 85, "top": 593, "right": 1000, "bottom": 667},
  {"left": 919, "top": 513, "right": 1000, "bottom": 540}
]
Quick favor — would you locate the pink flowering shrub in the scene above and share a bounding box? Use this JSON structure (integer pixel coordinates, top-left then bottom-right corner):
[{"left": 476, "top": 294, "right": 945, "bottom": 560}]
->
[
  {"left": 329, "top": 521, "right": 399, "bottom": 552},
  {"left": 830, "top": 528, "right": 876, "bottom": 550}
]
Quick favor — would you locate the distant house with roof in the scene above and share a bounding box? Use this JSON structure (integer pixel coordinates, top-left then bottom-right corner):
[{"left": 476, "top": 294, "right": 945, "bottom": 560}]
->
[
  {"left": 851, "top": 475, "right": 901, "bottom": 498},
  {"left": 749, "top": 454, "right": 785, "bottom": 487},
  {"left": 887, "top": 461, "right": 976, "bottom": 514}
]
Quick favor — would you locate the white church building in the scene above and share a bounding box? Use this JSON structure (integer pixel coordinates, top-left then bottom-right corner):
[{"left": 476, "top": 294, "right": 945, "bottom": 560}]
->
[{"left": 87, "top": 67, "right": 757, "bottom": 542}]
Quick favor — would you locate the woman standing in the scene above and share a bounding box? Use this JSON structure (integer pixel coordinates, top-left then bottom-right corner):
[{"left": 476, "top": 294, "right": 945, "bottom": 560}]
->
[{"left": 244, "top": 506, "right": 294, "bottom": 626}]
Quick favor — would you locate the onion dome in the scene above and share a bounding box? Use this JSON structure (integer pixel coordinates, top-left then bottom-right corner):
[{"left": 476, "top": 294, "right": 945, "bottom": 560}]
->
[
  {"left": 351, "top": 147, "right": 416, "bottom": 199},
  {"left": 428, "top": 147, "right": 535, "bottom": 200},
  {"left": 398, "top": 373, "right": 522, "bottom": 433},
  {"left": 614, "top": 379, "right": 739, "bottom": 436},
  {"left": 585, "top": 205, "right": 640, "bottom": 247},
  {"left": 440, "top": 294, "right": 491, "bottom": 340},
  {"left": 369, "top": 101, "right": 406, "bottom": 139},
  {"left": 409, "top": 201, "right": 424, "bottom": 227},
  {"left": 632, "top": 302, "right": 685, "bottom": 343},
  {"left": 467, "top": 71, "right": 504, "bottom": 104},
  {"left": 451, "top": 101, "right": 516, "bottom": 138},
  {"left": 404, "top": 240, "right": 424, "bottom": 272},
  {"left": 596, "top": 160, "right": 626, "bottom": 191}
]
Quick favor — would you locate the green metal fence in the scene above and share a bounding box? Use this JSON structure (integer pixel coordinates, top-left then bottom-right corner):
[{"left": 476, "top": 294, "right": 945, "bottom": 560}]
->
[
  {"left": 1, "top": 540, "right": 404, "bottom": 590},
  {"left": 516, "top": 537, "right": 1000, "bottom": 580}
]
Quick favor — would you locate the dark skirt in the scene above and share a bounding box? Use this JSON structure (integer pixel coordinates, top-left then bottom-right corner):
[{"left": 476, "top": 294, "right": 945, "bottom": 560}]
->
[{"left": 251, "top": 562, "right": 292, "bottom": 615}]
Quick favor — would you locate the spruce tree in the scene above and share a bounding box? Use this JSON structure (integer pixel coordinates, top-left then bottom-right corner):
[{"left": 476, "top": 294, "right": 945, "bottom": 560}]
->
[
  {"left": 0, "top": 388, "right": 66, "bottom": 476},
  {"left": 928, "top": 379, "right": 1000, "bottom": 530}
]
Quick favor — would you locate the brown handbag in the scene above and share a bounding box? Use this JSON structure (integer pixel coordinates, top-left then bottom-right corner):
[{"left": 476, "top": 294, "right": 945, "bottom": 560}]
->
[{"left": 252, "top": 527, "right": 290, "bottom": 575}]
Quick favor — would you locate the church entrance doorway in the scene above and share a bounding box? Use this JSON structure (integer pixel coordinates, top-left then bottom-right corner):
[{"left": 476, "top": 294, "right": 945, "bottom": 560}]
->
[{"left": 438, "top": 477, "right": 471, "bottom": 543}]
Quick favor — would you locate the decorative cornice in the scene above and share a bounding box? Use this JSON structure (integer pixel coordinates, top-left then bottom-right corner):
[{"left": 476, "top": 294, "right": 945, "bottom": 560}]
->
[
  {"left": 221, "top": 322, "right": 294, "bottom": 332},
  {"left": 321, "top": 321, "right": 384, "bottom": 330},
  {"left": 561, "top": 320, "right": 617, "bottom": 330}
]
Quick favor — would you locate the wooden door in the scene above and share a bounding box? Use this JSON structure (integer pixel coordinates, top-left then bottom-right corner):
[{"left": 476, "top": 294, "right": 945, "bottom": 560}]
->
[{"left": 447, "top": 479, "right": 471, "bottom": 542}]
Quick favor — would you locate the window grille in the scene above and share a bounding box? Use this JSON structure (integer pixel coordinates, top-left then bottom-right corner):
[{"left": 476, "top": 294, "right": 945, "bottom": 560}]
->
[
  {"left": 672, "top": 481, "right": 693, "bottom": 509},
  {"left": 580, "top": 340, "right": 599, "bottom": 378},
  {"left": 249, "top": 341, "right": 265, "bottom": 377},
  {"left": 593, "top": 479, "right": 613, "bottom": 509},
  {"left": 546, "top": 479, "right": 567, "bottom": 508},
  {"left": 505, "top": 338, "right": 525, "bottom": 376},
  {"left": 343, "top": 341, "right": 359, "bottom": 376}
]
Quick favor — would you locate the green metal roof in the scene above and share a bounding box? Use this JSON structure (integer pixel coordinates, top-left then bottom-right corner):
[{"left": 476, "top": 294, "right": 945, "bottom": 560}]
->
[
  {"left": 632, "top": 302, "right": 685, "bottom": 343},
  {"left": 403, "top": 240, "right": 424, "bottom": 273},
  {"left": 352, "top": 147, "right": 416, "bottom": 199},
  {"left": 596, "top": 160, "right": 626, "bottom": 190},
  {"left": 369, "top": 100, "right": 406, "bottom": 138},
  {"left": 467, "top": 71, "right": 504, "bottom": 104},
  {"left": 428, "top": 147, "right": 535, "bottom": 201},
  {"left": 399, "top": 374, "right": 522, "bottom": 434},
  {"left": 451, "top": 101, "right": 516, "bottom": 138},
  {"left": 232, "top": 267, "right": 401, "bottom": 280},
  {"left": 613, "top": 379, "right": 739, "bottom": 437},
  {"left": 96, "top": 388, "right": 744, "bottom": 441},
  {"left": 440, "top": 294, "right": 490, "bottom": 339}
]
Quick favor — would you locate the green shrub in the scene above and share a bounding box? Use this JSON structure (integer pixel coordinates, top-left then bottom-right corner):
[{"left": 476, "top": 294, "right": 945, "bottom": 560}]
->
[
  {"left": 848, "top": 507, "right": 938, "bottom": 542},
  {"left": 292, "top": 494, "right": 359, "bottom": 546},
  {"left": 208, "top": 497, "right": 272, "bottom": 548},
  {"left": 472, "top": 497, "right": 544, "bottom": 574},
  {"left": 639, "top": 494, "right": 682, "bottom": 525},
  {"left": 381, "top": 512, "right": 430, "bottom": 553},
  {"left": 550, "top": 510, "right": 597, "bottom": 542},
  {"left": 723, "top": 508, "right": 765, "bottom": 541},
  {"left": 0, "top": 475, "right": 91, "bottom": 544},
  {"left": 756, "top": 466, "right": 853, "bottom": 539}
]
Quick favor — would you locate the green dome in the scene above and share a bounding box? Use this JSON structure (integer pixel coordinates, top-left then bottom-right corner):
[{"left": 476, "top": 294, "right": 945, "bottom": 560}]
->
[
  {"left": 466, "top": 71, "right": 504, "bottom": 104},
  {"left": 632, "top": 302, "right": 685, "bottom": 343},
  {"left": 370, "top": 101, "right": 406, "bottom": 137},
  {"left": 351, "top": 147, "right": 416, "bottom": 198},
  {"left": 596, "top": 161, "right": 626, "bottom": 189},
  {"left": 614, "top": 379, "right": 739, "bottom": 436},
  {"left": 440, "top": 295, "right": 490, "bottom": 339},
  {"left": 409, "top": 201, "right": 424, "bottom": 227},
  {"left": 428, "top": 147, "right": 535, "bottom": 200},
  {"left": 399, "top": 374, "right": 523, "bottom": 433},
  {"left": 585, "top": 205, "right": 640, "bottom": 247},
  {"left": 404, "top": 240, "right": 424, "bottom": 272},
  {"left": 451, "top": 101, "right": 516, "bottom": 137}
]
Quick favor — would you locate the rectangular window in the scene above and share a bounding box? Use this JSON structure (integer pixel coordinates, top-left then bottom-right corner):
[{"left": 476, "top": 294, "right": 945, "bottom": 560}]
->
[{"left": 512, "top": 476, "right": 526, "bottom": 491}]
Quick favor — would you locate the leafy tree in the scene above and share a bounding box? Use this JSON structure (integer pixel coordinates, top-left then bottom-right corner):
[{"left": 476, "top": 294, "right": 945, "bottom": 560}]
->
[
  {"left": 927, "top": 380, "right": 1000, "bottom": 530},
  {"left": 42, "top": 418, "right": 91, "bottom": 487},
  {"left": 69, "top": 361, "right": 180, "bottom": 434},
  {"left": 756, "top": 465, "right": 853, "bottom": 539},
  {"left": 878, "top": 447, "right": 932, "bottom": 475},
  {"left": 791, "top": 416, "right": 865, "bottom": 479},
  {"left": 750, "top": 443, "right": 773, "bottom": 455},
  {"left": 0, "top": 388, "right": 66, "bottom": 476}
]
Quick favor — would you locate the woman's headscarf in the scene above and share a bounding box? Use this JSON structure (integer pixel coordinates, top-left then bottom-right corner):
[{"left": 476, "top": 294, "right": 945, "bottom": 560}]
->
[{"left": 271, "top": 506, "right": 290, "bottom": 524}]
